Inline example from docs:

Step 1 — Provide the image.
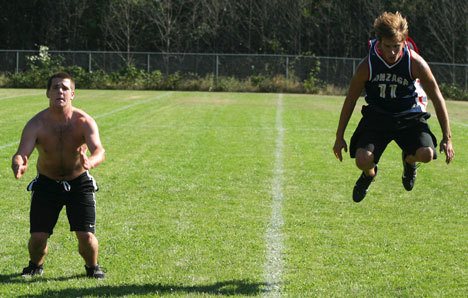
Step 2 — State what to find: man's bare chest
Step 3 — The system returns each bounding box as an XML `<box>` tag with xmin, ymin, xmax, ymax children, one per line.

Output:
<box><xmin>37</xmin><ymin>123</ymin><xmax>84</xmax><ymax>152</ymax></box>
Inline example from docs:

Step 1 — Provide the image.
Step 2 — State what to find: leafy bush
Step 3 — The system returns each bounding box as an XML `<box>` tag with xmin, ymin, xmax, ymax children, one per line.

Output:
<box><xmin>86</xmin><ymin>70</ymin><xmax>113</xmax><ymax>89</ymax></box>
<box><xmin>1</xmin><ymin>51</ymin><xmax>464</xmax><ymax>99</ymax></box>
<box><xmin>1</xmin><ymin>46</ymin><xmax>65</xmax><ymax>88</ymax></box>
<box><xmin>144</xmin><ymin>70</ymin><xmax>165</xmax><ymax>89</ymax></box>
<box><xmin>64</xmin><ymin>65</ymin><xmax>93</xmax><ymax>88</ymax></box>
<box><xmin>257</xmin><ymin>75</ymin><xmax>304</xmax><ymax>93</ymax></box>
<box><xmin>303</xmin><ymin>61</ymin><xmax>323</xmax><ymax>94</ymax></box>
<box><xmin>26</xmin><ymin>46</ymin><xmax>65</xmax><ymax>87</ymax></box>
<box><xmin>0</xmin><ymin>72</ymin><xmax>8</xmax><ymax>86</ymax></box>
<box><xmin>177</xmin><ymin>74</ymin><xmax>215</xmax><ymax>91</ymax></box>
<box><xmin>319</xmin><ymin>84</ymin><xmax>347</xmax><ymax>96</ymax></box>
<box><xmin>27</xmin><ymin>46</ymin><xmax>63</xmax><ymax>72</ymax></box>
<box><xmin>6</xmin><ymin>72</ymin><xmax>31</xmax><ymax>88</ymax></box>
<box><xmin>161</xmin><ymin>72</ymin><xmax>181</xmax><ymax>90</ymax></box>
<box><xmin>249</xmin><ymin>75</ymin><xmax>267</xmax><ymax>87</ymax></box>
<box><xmin>439</xmin><ymin>83</ymin><xmax>468</xmax><ymax>101</ymax></box>
<box><xmin>215</xmin><ymin>76</ymin><xmax>248</xmax><ymax>92</ymax></box>
<box><xmin>111</xmin><ymin>65</ymin><xmax>147</xmax><ymax>89</ymax></box>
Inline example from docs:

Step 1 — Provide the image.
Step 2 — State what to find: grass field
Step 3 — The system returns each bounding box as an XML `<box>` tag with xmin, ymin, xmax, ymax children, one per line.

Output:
<box><xmin>0</xmin><ymin>89</ymin><xmax>466</xmax><ymax>297</ymax></box>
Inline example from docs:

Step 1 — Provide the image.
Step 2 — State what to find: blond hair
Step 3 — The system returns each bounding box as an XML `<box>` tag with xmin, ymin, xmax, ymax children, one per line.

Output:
<box><xmin>373</xmin><ymin>11</ymin><xmax>408</xmax><ymax>42</ymax></box>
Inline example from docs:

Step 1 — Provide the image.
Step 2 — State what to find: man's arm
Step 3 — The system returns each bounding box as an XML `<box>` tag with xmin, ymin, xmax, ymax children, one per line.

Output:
<box><xmin>79</xmin><ymin>116</ymin><xmax>105</xmax><ymax>170</ymax></box>
<box><xmin>12</xmin><ymin>120</ymin><xmax>38</xmax><ymax>179</ymax></box>
<box><xmin>333</xmin><ymin>58</ymin><xmax>368</xmax><ymax>161</ymax></box>
<box><xmin>411</xmin><ymin>51</ymin><xmax>454</xmax><ymax>164</ymax></box>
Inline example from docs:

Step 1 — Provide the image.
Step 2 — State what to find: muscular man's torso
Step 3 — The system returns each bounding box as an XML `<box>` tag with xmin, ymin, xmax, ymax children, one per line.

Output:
<box><xmin>35</xmin><ymin>109</ymin><xmax>88</xmax><ymax>181</ymax></box>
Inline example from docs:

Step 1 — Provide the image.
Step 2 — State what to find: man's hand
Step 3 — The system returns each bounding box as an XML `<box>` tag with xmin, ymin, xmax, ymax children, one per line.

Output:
<box><xmin>333</xmin><ymin>138</ymin><xmax>348</xmax><ymax>162</ymax></box>
<box><xmin>78</xmin><ymin>146</ymin><xmax>93</xmax><ymax>170</ymax></box>
<box><xmin>440</xmin><ymin>138</ymin><xmax>454</xmax><ymax>164</ymax></box>
<box><xmin>12</xmin><ymin>155</ymin><xmax>28</xmax><ymax>179</ymax></box>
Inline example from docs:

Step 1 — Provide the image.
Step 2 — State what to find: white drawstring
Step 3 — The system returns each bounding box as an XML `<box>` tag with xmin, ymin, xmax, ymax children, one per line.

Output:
<box><xmin>60</xmin><ymin>181</ymin><xmax>71</xmax><ymax>192</ymax></box>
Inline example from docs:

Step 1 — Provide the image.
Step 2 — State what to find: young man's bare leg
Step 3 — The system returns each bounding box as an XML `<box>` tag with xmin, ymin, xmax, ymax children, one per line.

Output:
<box><xmin>402</xmin><ymin>147</ymin><xmax>434</xmax><ymax>191</ymax></box>
<box><xmin>28</xmin><ymin>232</ymin><xmax>49</xmax><ymax>265</ymax></box>
<box><xmin>355</xmin><ymin>148</ymin><xmax>377</xmax><ymax>177</ymax></box>
<box><xmin>404</xmin><ymin>147</ymin><xmax>434</xmax><ymax>164</ymax></box>
<box><xmin>21</xmin><ymin>232</ymin><xmax>49</xmax><ymax>277</ymax></box>
<box><xmin>76</xmin><ymin>231</ymin><xmax>104</xmax><ymax>278</ymax></box>
<box><xmin>353</xmin><ymin>148</ymin><xmax>378</xmax><ymax>202</ymax></box>
<box><xmin>76</xmin><ymin>231</ymin><xmax>98</xmax><ymax>266</ymax></box>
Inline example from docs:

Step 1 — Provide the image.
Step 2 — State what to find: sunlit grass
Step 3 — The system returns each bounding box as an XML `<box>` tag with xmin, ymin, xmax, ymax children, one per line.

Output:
<box><xmin>0</xmin><ymin>89</ymin><xmax>466</xmax><ymax>297</ymax></box>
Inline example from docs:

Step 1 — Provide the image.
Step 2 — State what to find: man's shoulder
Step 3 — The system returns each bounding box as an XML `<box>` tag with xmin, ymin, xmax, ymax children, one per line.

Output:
<box><xmin>72</xmin><ymin>107</ymin><xmax>98</xmax><ymax>129</ymax></box>
<box><xmin>353</xmin><ymin>58</ymin><xmax>370</xmax><ymax>80</ymax></box>
<box><xmin>72</xmin><ymin>107</ymin><xmax>94</xmax><ymax>120</ymax></box>
<box><xmin>26</xmin><ymin>109</ymin><xmax>48</xmax><ymax>125</ymax></box>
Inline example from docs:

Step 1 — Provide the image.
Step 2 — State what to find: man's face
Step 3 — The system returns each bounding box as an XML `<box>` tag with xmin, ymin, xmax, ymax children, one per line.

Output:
<box><xmin>378</xmin><ymin>37</ymin><xmax>405</xmax><ymax>64</ymax></box>
<box><xmin>46</xmin><ymin>78</ymin><xmax>75</xmax><ymax>108</ymax></box>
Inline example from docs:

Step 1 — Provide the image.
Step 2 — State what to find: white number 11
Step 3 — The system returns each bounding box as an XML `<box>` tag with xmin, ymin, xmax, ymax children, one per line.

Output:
<box><xmin>378</xmin><ymin>84</ymin><xmax>397</xmax><ymax>98</ymax></box>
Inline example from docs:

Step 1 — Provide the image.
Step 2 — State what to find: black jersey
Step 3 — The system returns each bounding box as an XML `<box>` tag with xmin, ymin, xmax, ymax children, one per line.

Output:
<box><xmin>365</xmin><ymin>39</ymin><xmax>424</xmax><ymax>113</ymax></box>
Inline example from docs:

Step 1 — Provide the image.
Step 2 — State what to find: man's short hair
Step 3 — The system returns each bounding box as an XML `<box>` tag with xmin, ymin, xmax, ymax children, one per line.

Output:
<box><xmin>47</xmin><ymin>72</ymin><xmax>75</xmax><ymax>91</ymax></box>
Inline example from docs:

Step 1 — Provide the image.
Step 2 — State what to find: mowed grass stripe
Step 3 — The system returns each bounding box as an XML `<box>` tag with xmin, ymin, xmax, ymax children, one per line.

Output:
<box><xmin>0</xmin><ymin>141</ymin><xmax>19</xmax><ymax>150</ymax></box>
<box><xmin>94</xmin><ymin>92</ymin><xmax>173</xmax><ymax>119</ymax></box>
<box><xmin>0</xmin><ymin>91</ymin><xmax>174</xmax><ymax>150</ymax></box>
<box><xmin>0</xmin><ymin>89</ymin><xmax>43</xmax><ymax>101</ymax></box>
<box><xmin>86</xmin><ymin>92</ymin><xmax>277</xmax><ymax>292</ymax></box>
<box><xmin>1</xmin><ymin>91</ymin><xmax>277</xmax><ymax>296</ymax></box>
<box><xmin>281</xmin><ymin>96</ymin><xmax>467</xmax><ymax>296</ymax></box>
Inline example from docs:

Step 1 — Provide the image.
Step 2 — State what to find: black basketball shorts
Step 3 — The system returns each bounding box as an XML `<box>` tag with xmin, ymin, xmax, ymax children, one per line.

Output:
<box><xmin>27</xmin><ymin>171</ymin><xmax>99</xmax><ymax>235</ymax></box>
<box><xmin>351</xmin><ymin>122</ymin><xmax>437</xmax><ymax>164</ymax></box>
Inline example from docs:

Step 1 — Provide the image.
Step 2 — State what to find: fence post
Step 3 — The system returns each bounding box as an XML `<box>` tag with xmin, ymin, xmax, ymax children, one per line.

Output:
<box><xmin>147</xmin><ymin>53</ymin><xmax>150</xmax><ymax>72</ymax></box>
<box><xmin>88</xmin><ymin>52</ymin><xmax>92</xmax><ymax>72</ymax></box>
<box><xmin>16</xmin><ymin>51</ymin><xmax>19</xmax><ymax>73</ymax></box>
<box><xmin>216</xmin><ymin>54</ymin><xmax>219</xmax><ymax>84</ymax></box>
<box><xmin>286</xmin><ymin>56</ymin><xmax>289</xmax><ymax>80</ymax></box>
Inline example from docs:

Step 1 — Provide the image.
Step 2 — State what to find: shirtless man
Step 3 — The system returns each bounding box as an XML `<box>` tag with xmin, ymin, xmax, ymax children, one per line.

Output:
<box><xmin>12</xmin><ymin>72</ymin><xmax>106</xmax><ymax>278</ymax></box>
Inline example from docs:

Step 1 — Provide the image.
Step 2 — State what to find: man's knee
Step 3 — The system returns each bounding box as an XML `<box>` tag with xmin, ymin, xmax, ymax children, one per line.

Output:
<box><xmin>415</xmin><ymin>147</ymin><xmax>434</xmax><ymax>163</ymax></box>
<box><xmin>30</xmin><ymin>232</ymin><xmax>48</xmax><ymax>243</ymax></box>
<box><xmin>76</xmin><ymin>231</ymin><xmax>95</xmax><ymax>242</ymax></box>
<box><xmin>76</xmin><ymin>231</ymin><xmax>98</xmax><ymax>248</ymax></box>
<box><xmin>355</xmin><ymin>149</ymin><xmax>375</xmax><ymax>170</ymax></box>
<box><xmin>76</xmin><ymin>232</ymin><xmax>98</xmax><ymax>258</ymax></box>
<box><xmin>29</xmin><ymin>232</ymin><xmax>49</xmax><ymax>249</ymax></box>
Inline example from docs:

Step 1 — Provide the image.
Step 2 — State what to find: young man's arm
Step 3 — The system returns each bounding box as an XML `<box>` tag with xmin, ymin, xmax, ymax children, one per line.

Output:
<box><xmin>411</xmin><ymin>51</ymin><xmax>454</xmax><ymax>164</ymax></box>
<box><xmin>79</xmin><ymin>115</ymin><xmax>105</xmax><ymax>170</ymax></box>
<box><xmin>333</xmin><ymin>58</ymin><xmax>368</xmax><ymax>161</ymax></box>
<box><xmin>12</xmin><ymin>120</ymin><xmax>38</xmax><ymax>179</ymax></box>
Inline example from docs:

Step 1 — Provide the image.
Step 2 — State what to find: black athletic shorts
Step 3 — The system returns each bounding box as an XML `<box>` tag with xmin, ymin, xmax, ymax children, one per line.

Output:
<box><xmin>27</xmin><ymin>171</ymin><xmax>99</xmax><ymax>235</ymax></box>
<box><xmin>350</xmin><ymin>105</ymin><xmax>437</xmax><ymax>164</ymax></box>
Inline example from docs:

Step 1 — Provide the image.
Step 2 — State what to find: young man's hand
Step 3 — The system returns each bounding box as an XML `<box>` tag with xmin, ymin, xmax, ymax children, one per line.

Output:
<box><xmin>78</xmin><ymin>146</ymin><xmax>93</xmax><ymax>170</ymax></box>
<box><xmin>440</xmin><ymin>138</ymin><xmax>454</xmax><ymax>164</ymax></box>
<box><xmin>12</xmin><ymin>155</ymin><xmax>28</xmax><ymax>179</ymax></box>
<box><xmin>333</xmin><ymin>138</ymin><xmax>348</xmax><ymax>162</ymax></box>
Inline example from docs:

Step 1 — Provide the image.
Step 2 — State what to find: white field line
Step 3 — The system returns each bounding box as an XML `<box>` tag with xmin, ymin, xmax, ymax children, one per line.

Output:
<box><xmin>0</xmin><ymin>92</ymin><xmax>43</xmax><ymax>101</ymax></box>
<box><xmin>0</xmin><ymin>92</ymin><xmax>172</xmax><ymax>151</ymax></box>
<box><xmin>0</xmin><ymin>141</ymin><xmax>19</xmax><ymax>150</ymax></box>
<box><xmin>94</xmin><ymin>92</ymin><xmax>172</xmax><ymax>119</ymax></box>
<box><xmin>452</xmin><ymin>120</ymin><xmax>468</xmax><ymax>127</ymax></box>
<box><xmin>263</xmin><ymin>93</ymin><xmax>285</xmax><ymax>297</ymax></box>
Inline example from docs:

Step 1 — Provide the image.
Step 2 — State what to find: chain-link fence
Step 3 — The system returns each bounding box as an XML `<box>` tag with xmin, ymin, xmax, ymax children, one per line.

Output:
<box><xmin>0</xmin><ymin>50</ymin><xmax>466</xmax><ymax>90</ymax></box>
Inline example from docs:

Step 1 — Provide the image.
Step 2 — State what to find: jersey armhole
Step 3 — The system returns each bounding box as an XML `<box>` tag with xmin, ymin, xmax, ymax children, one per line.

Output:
<box><xmin>408</xmin><ymin>47</ymin><xmax>416</xmax><ymax>81</ymax></box>
<box><xmin>367</xmin><ymin>55</ymin><xmax>372</xmax><ymax>81</ymax></box>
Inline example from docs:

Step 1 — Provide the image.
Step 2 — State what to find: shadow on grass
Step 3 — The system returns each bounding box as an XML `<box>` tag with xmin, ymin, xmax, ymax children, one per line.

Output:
<box><xmin>0</xmin><ymin>273</ymin><xmax>85</xmax><ymax>284</ymax></box>
<box><xmin>16</xmin><ymin>279</ymin><xmax>267</xmax><ymax>297</ymax></box>
<box><xmin>0</xmin><ymin>273</ymin><xmax>22</xmax><ymax>283</ymax></box>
